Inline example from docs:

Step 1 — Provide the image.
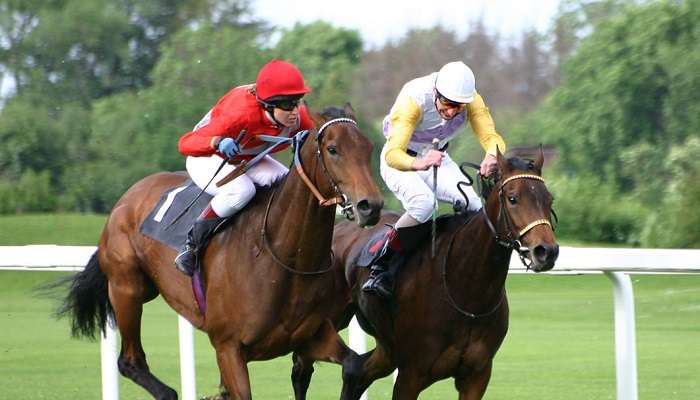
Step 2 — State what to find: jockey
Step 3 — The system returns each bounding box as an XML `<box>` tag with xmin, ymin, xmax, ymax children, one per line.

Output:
<box><xmin>362</xmin><ymin>61</ymin><xmax>507</xmax><ymax>299</ymax></box>
<box><xmin>174</xmin><ymin>59</ymin><xmax>313</xmax><ymax>276</ymax></box>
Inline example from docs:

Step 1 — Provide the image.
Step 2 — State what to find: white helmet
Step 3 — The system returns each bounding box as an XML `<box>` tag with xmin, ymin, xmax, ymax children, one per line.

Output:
<box><xmin>435</xmin><ymin>61</ymin><xmax>476</xmax><ymax>104</ymax></box>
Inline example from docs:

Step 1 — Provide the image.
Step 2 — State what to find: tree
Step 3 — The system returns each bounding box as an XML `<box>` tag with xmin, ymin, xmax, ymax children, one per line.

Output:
<box><xmin>272</xmin><ymin>21</ymin><xmax>363</xmax><ymax>110</ymax></box>
<box><xmin>0</xmin><ymin>0</ymin><xmax>261</xmax><ymax>104</ymax></box>
<box><xmin>511</xmin><ymin>0</ymin><xmax>700</xmax><ymax>245</ymax></box>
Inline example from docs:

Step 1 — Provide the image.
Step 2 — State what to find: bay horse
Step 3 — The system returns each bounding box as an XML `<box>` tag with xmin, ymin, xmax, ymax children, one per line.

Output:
<box><xmin>59</xmin><ymin>104</ymin><xmax>383</xmax><ymax>399</ymax></box>
<box><xmin>292</xmin><ymin>149</ymin><xmax>559</xmax><ymax>399</ymax></box>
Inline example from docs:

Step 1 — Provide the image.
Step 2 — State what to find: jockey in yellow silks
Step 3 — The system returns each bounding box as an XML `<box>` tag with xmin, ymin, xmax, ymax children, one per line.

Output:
<box><xmin>363</xmin><ymin>61</ymin><xmax>507</xmax><ymax>299</ymax></box>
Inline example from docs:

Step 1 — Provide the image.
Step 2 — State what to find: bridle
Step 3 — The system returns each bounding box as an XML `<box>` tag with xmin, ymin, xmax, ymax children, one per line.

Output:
<box><xmin>441</xmin><ymin>171</ymin><xmax>554</xmax><ymax>319</ymax></box>
<box><xmin>482</xmin><ymin>174</ymin><xmax>552</xmax><ymax>268</ymax></box>
<box><xmin>257</xmin><ymin>117</ymin><xmax>358</xmax><ymax>275</ymax></box>
<box><xmin>291</xmin><ymin>117</ymin><xmax>357</xmax><ymax>220</ymax></box>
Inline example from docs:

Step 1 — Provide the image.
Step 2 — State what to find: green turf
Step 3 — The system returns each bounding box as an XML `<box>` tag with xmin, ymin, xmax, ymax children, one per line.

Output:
<box><xmin>1</xmin><ymin>214</ymin><xmax>698</xmax><ymax>398</ymax></box>
<box><xmin>1</xmin><ymin>271</ymin><xmax>698</xmax><ymax>399</ymax></box>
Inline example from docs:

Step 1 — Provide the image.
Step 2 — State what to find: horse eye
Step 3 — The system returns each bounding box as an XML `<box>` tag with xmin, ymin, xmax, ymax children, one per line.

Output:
<box><xmin>508</xmin><ymin>195</ymin><xmax>517</xmax><ymax>204</ymax></box>
<box><xmin>326</xmin><ymin>145</ymin><xmax>338</xmax><ymax>155</ymax></box>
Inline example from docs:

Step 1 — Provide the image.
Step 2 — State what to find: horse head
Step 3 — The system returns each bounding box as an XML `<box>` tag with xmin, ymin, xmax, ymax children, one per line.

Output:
<box><xmin>301</xmin><ymin>103</ymin><xmax>383</xmax><ymax>227</ymax></box>
<box><xmin>486</xmin><ymin>147</ymin><xmax>559</xmax><ymax>272</ymax></box>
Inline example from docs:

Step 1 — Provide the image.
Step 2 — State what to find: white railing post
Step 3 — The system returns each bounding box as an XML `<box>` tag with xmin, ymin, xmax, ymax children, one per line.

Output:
<box><xmin>348</xmin><ymin>316</ymin><xmax>368</xmax><ymax>400</ymax></box>
<box><xmin>100</xmin><ymin>319</ymin><xmax>119</xmax><ymax>400</ymax></box>
<box><xmin>605</xmin><ymin>271</ymin><xmax>638</xmax><ymax>400</ymax></box>
<box><xmin>178</xmin><ymin>315</ymin><xmax>197</xmax><ymax>400</ymax></box>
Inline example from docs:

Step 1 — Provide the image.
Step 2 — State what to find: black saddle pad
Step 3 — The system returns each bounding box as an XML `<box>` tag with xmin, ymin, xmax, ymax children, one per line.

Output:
<box><xmin>139</xmin><ymin>180</ymin><xmax>214</xmax><ymax>251</ymax></box>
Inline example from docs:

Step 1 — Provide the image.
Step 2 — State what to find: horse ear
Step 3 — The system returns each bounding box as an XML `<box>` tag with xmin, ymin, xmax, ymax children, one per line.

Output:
<box><xmin>496</xmin><ymin>146</ymin><xmax>508</xmax><ymax>175</ymax></box>
<box><xmin>533</xmin><ymin>144</ymin><xmax>545</xmax><ymax>174</ymax></box>
<box><xmin>308</xmin><ymin>109</ymin><xmax>326</xmax><ymax>127</ymax></box>
<box><xmin>343</xmin><ymin>102</ymin><xmax>356</xmax><ymax>119</ymax></box>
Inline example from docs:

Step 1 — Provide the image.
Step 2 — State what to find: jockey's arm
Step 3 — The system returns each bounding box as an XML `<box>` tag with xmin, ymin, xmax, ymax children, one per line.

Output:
<box><xmin>467</xmin><ymin>92</ymin><xmax>506</xmax><ymax>157</ymax></box>
<box><xmin>385</xmin><ymin>96</ymin><xmax>429</xmax><ymax>171</ymax></box>
<box><xmin>178</xmin><ymin>113</ymin><xmax>244</xmax><ymax>157</ymax></box>
<box><xmin>467</xmin><ymin>92</ymin><xmax>506</xmax><ymax>175</ymax></box>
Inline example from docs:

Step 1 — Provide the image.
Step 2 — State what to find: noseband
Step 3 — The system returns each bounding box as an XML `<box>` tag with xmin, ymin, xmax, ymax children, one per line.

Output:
<box><xmin>292</xmin><ymin>117</ymin><xmax>356</xmax><ymax>220</ymax></box>
<box><xmin>482</xmin><ymin>173</ymin><xmax>553</xmax><ymax>267</ymax></box>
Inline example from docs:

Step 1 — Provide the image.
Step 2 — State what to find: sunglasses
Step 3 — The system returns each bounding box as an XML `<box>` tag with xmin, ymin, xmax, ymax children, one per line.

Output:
<box><xmin>273</xmin><ymin>99</ymin><xmax>301</xmax><ymax>111</ymax></box>
<box><xmin>436</xmin><ymin>92</ymin><xmax>464</xmax><ymax>108</ymax></box>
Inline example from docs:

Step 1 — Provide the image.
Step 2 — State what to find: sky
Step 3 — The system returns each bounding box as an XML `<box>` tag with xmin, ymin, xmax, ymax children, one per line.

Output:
<box><xmin>252</xmin><ymin>0</ymin><xmax>562</xmax><ymax>48</ymax></box>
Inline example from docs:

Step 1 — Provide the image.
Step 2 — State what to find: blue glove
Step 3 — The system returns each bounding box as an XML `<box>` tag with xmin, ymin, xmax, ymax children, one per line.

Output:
<box><xmin>217</xmin><ymin>137</ymin><xmax>240</xmax><ymax>158</ymax></box>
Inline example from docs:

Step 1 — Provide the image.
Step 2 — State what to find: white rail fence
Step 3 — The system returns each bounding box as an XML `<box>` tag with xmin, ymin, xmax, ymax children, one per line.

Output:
<box><xmin>2</xmin><ymin>245</ymin><xmax>699</xmax><ymax>400</ymax></box>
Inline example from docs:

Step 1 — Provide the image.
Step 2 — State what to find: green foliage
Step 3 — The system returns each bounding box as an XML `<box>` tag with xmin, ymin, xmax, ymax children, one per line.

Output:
<box><xmin>1</xmin><ymin>0</ymin><xmax>699</xmax><ymax>248</ymax></box>
<box><xmin>0</xmin><ymin>170</ymin><xmax>55</xmax><ymax>213</ymax></box>
<box><xmin>510</xmin><ymin>0</ymin><xmax>700</xmax><ymax>247</ymax></box>
<box><xmin>547</xmin><ymin>173</ymin><xmax>646</xmax><ymax>244</ymax></box>
<box><xmin>640</xmin><ymin>136</ymin><xmax>700</xmax><ymax>247</ymax></box>
<box><xmin>273</xmin><ymin>21</ymin><xmax>363</xmax><ymax>109</ymax></box>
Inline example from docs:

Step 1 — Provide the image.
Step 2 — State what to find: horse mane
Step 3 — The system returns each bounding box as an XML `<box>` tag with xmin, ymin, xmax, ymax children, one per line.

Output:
<box><xmin>487</xmin><ymin>156</ymin><xmax>537</xmax><ymax>191</ymax></box>
<box><xmin>503</xmin><ymin>156</ymin><xmax>536</xmax><ymax>173</ymax></box>
<box><xmin>320</xmin><ymin>106</ymin><xmax>350</xmax><ymax>119</ymax></box>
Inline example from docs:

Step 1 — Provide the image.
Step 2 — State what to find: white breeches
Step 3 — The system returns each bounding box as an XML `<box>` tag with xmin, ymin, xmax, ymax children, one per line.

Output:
<box><xmin>185</xmin><ymin>154</ymin><xmax>288</xmax><ymax>217</ymax></box>
<box><xmin>380</xmin><ymin>145</ymin><xmax>481</xmax><ymax>223</ymax></box>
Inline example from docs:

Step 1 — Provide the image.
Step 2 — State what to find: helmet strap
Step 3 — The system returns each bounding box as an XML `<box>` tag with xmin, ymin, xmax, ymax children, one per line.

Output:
<box><xmin>257</xmin><ymin>96</ymin><xmax>284</xmax><ymax>127</ymax></box>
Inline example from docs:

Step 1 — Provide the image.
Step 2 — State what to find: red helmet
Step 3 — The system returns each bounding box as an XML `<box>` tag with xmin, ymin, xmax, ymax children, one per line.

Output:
<box><xmin>255</xmin><ymin>59</ymin><xmax>312</xmax><ymax>101</ymax></box>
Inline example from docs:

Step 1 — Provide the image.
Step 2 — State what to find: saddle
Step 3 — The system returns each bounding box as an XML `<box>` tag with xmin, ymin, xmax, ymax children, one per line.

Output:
<box><xmin>356</xmin><ymin>214</ymin><xmax>456</xmax><ymax>268</ymax></box>
<box><xmin>140</xmin><ymin>179</ymin><xmax>228</xmax><ymax>251</ymax></box>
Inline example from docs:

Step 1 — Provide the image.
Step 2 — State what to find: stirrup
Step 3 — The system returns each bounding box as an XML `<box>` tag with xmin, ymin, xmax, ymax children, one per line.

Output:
<box><xmin>174</xmin><ymin>245</ymin><xmax>196</xmax><ymax>276</ymax></box>
<box><xmin>362</xmin><ymin>270</ymin><xmax>393</xmax><ymax>299</ymax></box>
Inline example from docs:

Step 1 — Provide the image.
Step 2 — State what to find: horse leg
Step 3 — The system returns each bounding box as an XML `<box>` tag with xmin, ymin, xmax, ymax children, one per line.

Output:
<box><xmin>392</xmin><ymin>368</ymin><xmax>426</xmax><ymax>400</ymax></box>
<box><xmin>291</xmin><ymin>351</ymin><xmax>314</xmax><ymax>400</ymax></box>
<box><xmin>213</xmin><ymin>340</ymin><xmax>252</xmax><ymax>400</ymax></box>
<box><xmin>291</xmin><ymin>320</ymin><xmax>352</xmax><ymax>400</ymax></box>
<box><xmin>340</xmin><ymin>343</ymin><xmax>395</xmax><ymax>400</ymax></box>
<box><xmin>109</xmin><ymin>274</ymin><xmax>177</xmax><ymax>400</ymax></box>
<box><xmin>454</xmin><ymin>363</ymin><xmax>492</xmax><ymax>400</ymax></box>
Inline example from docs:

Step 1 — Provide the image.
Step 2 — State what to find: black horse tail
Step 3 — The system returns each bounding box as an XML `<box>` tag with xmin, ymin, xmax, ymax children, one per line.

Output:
<box><xmin>56</xmin><ymin>250</ymin><xmax>114</xmax><ymax>340</ymax></box>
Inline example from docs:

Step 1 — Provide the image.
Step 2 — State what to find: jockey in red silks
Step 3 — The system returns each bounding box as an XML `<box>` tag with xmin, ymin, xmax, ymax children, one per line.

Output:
<box><xmin>174</xmin><ymin>59</ymin><xmax>313</xmax><ymax>276</ymax></box>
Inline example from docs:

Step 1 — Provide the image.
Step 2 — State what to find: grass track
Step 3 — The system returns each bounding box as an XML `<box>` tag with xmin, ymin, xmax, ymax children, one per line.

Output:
<box><xmin>1</xmin><ymin>214</ymin><xmax>698</xmax><ymax>398</ymax></box>
<box><xmin>2</xmin><ymin>271</ymin><xmax>698</xmax><ymax>399</ymax></box>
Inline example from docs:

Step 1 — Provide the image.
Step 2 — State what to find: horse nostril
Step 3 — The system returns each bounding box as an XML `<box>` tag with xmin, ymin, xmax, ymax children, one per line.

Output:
<box><xmin>533</xmin><ymin>245</ymin><xmax>546</xmax><ymax>261</ymax></box>
<box><xmin>533</xmin><ymin>244</ymin><xmax>559</xmax><ymax>264</ymax></box>
<box><xmin>356</xmin><ymin>199</ymin><xmax>371</xmax><ymax>215</ymax></box>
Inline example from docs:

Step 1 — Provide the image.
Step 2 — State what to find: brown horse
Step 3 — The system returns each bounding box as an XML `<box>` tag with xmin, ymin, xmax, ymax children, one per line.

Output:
<box><xmin>292</xmin><ymin>149</ymin><xmax>558</xmax><ymax>400</ymax></box>
<box><xmin>59</xmin><ymin>104</ymin><xmax>383</xmax><ymax>400</ymax></box>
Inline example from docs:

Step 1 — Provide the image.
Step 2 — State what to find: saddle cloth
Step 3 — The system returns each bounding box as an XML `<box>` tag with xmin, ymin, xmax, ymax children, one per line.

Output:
<box><xmin>139</xmin><ymin>180</ymin><xmax>213</xmax><ymax>251</ymax></box>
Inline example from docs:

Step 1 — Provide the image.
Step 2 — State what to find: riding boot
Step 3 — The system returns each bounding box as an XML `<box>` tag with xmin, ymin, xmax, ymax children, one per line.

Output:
<box><xmin>174</xmin><ymin>204</ymin><xmax>225</xmax><ymax>276</ymax></box>
<box><xmin>362</xmin><ymin>228</ymin><xmax>400</xmax><ymax>298</ymax></box>
<box><xmin>362</xmin><ymin>223</ymin><xmax>430</xmax><ymax>299</ymax></box>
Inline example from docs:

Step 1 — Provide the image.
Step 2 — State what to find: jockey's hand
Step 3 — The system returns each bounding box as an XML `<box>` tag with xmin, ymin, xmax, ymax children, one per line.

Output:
<box><xmin>480</xmin><ymin>153</ymin><xmax>497</xmax><ymax>177</ymax></box>
<box><xmin>218</xmin><ymin>137</ymin><xmax>241</xmax><ymax>158</ymax></box>
<box><xmin>412</xmin><ymin>149</ymin><xmax>444</xmax><ymax>171</ymax></box>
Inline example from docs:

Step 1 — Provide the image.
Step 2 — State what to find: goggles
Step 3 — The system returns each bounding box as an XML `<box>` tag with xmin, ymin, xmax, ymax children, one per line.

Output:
<box><xmin>436</xmin><ymin>91</ymin><xmax>465</xmax><ymax>108</ymax></box>
<box><xmin>272</xmin><ymin>98</ymin><xmax>301</xmax><ymax>111</ymax></box>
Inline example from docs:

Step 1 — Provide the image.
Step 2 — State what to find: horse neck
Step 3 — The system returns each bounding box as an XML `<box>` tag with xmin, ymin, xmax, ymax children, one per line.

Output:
<box><xmin>264</xmin><ymin>139</ymin><xmax>337</xmax><ymax>269</ymax></box>
<box><xmin>446</xmin><ymin>197</ymin><xmax>512</xmax><ymax>301</ymax></box>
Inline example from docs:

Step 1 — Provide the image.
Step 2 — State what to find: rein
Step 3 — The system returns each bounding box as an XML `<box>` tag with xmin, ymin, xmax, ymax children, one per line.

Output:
<box><xmin>257</xmin><ymin>189</ymin><xmax>335</xmax><ymax>275</ymax></box>
<box><xmin>440</xmin><ymin>222</ymin><xmax>506</xmax><ymax>319</ymax></box>
<box><xmin>254</xmin><ymin>117</ymin><xmax>357</xmax><ymax>275</ymax></box>
<box><xmin>440</xmin><ymin>172</ymin><xmax>552</xmax><ymax>319</ymax></box>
